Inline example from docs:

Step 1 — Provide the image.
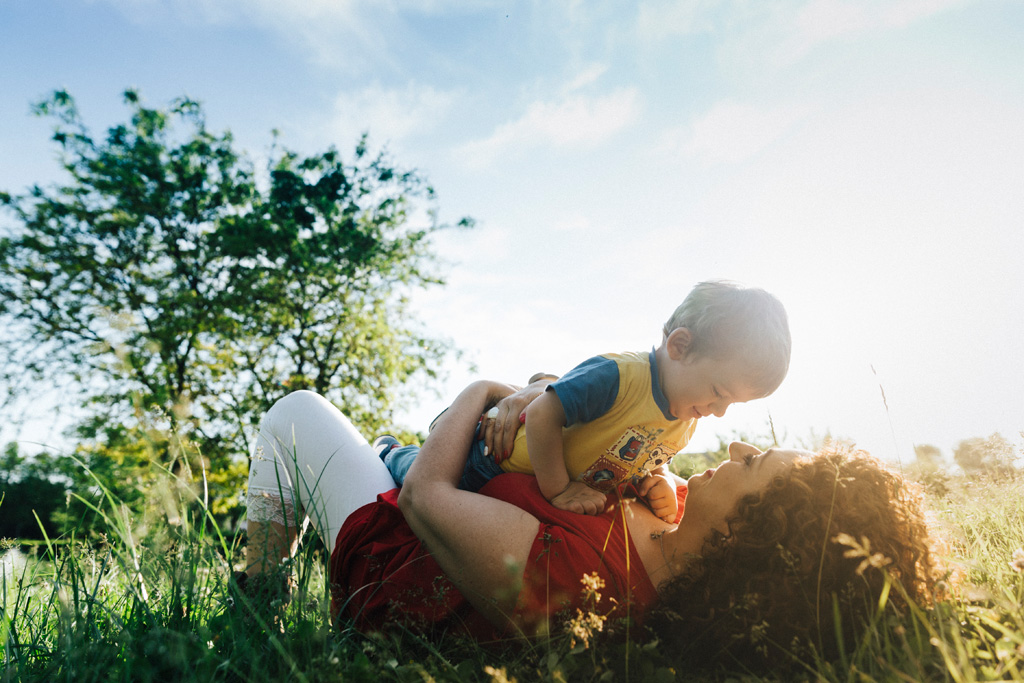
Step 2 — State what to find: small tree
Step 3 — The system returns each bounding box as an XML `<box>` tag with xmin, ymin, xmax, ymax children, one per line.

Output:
<box><xmin>907</xmin><ymin>443</ymin><xmax>948</xmax><ymax>496</ymax></box>
<box><xmin>1</xmin><ymin>90</ymin><xmax>471</xmax><ymax>508</ymax></box>
<box><xmin>914</xmin><ymin>444</ymin><xmax>943</xmax><ymax>467</ymax></box>
<box><xmin>953</xmin><ymin>433</ymin><xmax>1017</xmax><ymax>475</ymax></box>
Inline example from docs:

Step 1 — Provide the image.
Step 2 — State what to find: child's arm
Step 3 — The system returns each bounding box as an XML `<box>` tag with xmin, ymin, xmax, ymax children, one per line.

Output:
<box><xmin>526</xmin><ymin>390</ymin><xmax>609</xmax><ymax>516</ymax></box>
<box><xmin>636</xmin><ymin>465</ymin><xmax>678</xmax><ymax>523</ymax></box>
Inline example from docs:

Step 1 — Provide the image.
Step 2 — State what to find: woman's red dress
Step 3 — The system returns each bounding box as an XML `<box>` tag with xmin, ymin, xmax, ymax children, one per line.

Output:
<box><xmin>329</xmin><ymin>472</ymin><xmax>686</xmax><ymax>641</ymax></box>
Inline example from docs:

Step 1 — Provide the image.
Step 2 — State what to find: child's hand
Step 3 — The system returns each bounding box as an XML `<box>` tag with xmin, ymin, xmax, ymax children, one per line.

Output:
<box><xmin>548</xmin><ymin>481</ymin><xmax>609</xmax><ymax>516</ymax></box>
<box><xmin>637</xmin><ymin>473</ymin><xmax>678</xmax><ymax>523</ymax></box>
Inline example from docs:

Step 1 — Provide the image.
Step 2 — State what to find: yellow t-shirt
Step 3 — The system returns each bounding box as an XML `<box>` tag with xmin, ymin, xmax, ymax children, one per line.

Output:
<box><xmin>500</xmin><ymin>351</ymin><xmax>697</xmax><ymax>492</ymax></box>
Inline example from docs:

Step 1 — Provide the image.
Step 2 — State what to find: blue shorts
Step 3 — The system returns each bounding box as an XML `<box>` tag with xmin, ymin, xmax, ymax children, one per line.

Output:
<box><xmin>383</xmin><ymin>423</ymin><xmax>505</xmax><ymax>492</ymax></box>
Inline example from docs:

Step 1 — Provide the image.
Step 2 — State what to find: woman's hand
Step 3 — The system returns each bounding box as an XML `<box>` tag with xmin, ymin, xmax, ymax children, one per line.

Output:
<box><xmin>480</xmin><ymin>374</ymin><xmax>557</xmax><ymax>463</ymax></box>
<box><xmin>548</xmin><ymin>481</ymin><xmax>609</xmax><ymax>516</ymax></box>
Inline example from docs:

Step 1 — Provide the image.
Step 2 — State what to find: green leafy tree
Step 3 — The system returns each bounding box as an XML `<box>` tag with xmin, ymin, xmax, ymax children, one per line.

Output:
<box><xmin>0</xmin><ymin>90</ymin><xmax>471</xmax><ymax>510</ymax></box>
<box><xmin>0</xmin><ymin>442</ymin><xmax>70</xmax><ymax>539</ymax></box>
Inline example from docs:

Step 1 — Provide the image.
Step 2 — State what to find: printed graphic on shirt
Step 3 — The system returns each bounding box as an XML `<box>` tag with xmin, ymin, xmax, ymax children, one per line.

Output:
<box><xmin>580</xmin><ymin>456</ymin><xmax>628</xmax><ymax>492</ymax></box>
<box><xmin>580</xmin><ymin>426</ymin><xmax>682</xmax><ymax>492</ymax></box>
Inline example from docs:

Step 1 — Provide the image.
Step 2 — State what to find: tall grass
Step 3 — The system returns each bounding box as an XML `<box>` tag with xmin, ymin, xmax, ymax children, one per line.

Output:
<box><xmin>2</xmin><ymin>461</ymin><xmax>1023</xmax><ymax>681</ymax></box>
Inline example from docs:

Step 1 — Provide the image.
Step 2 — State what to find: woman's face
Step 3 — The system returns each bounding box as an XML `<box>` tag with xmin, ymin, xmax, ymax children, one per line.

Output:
<box><xmin>683</xmin><ymin>442</ymin><xmax>810</xmax><ymax>533</ymax></box>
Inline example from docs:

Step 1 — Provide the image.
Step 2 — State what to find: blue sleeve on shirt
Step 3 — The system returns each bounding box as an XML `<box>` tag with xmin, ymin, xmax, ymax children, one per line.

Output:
<box><xmin>549</xmin><ymin>355</ymin><xmax>620</xmax><ymax>426</ymax></box>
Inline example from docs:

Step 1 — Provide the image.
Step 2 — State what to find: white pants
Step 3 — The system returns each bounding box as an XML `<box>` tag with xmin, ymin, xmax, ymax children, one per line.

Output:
<box><xmin>245</xmin><ymin>390</ymin><xmax>398</xmax><ymax>552</ymax></box>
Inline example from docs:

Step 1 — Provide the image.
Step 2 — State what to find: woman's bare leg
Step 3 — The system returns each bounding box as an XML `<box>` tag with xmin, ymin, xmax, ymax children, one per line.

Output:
<box><xmin>243</xmin><ymin>520</ymin><xmax>296</xmax><ymax>577</ymax></box>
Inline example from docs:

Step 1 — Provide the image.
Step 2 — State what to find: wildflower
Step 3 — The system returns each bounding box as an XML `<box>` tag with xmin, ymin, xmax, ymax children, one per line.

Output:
<box><xmin>579</xmin><ymin>571</ymin><xmax>604</xmax><ymax>603</ymax></box>
<box><xmin>484</xmin><ymin>666</ymin><xmax>515</xmax><ymax>683</ymax></box>
<box><xmin>567</xmin><ymin>608</ymin><xmax>606</xmax><ymax>649</ymax></box>
<box><xmin>834</xmin><ymin>533</ymin><xmax>892</xmax><ymax>576</ymax></box>
<box><xmin>1010</xmin><ymin>547</ymin><xmax>1024</xmax><ymax>573</ymax></box>
<box><xmin>566</xmin><ymin>572</ymin><xmax>608</xmax><ymax>649</ymax></box>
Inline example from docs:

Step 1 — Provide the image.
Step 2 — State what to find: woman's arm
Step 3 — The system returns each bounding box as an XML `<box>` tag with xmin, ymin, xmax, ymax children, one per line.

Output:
<box><xmin>398</xmin><ymin>380</ymin><xmax>542</xmax><ymax>629</ymax></box>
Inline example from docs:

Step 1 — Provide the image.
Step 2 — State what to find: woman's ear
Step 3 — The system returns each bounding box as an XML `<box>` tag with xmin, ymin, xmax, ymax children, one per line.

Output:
<box><xmin>666</xmin><ymin>327</ymin><xmax>693</xmax><ymax>360</ymax></box>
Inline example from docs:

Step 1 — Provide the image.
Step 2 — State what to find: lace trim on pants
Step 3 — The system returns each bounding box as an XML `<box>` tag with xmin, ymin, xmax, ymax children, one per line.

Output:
<box><xmin>245</xmin><ymin>486</ymin><xmax>300</xmax><ymax>525</ymax></box>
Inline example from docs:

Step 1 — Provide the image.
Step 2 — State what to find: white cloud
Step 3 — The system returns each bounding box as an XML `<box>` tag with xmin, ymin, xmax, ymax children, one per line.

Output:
<box><xmin>787</xmin><ymin>0</ymin><xmax>968</xmax><ymax>59</ymax></box>
<box><xmin>635</xmin><ymin>0</ymin><xmax>723</xmax><ymax>42</ymax></box>
<box><xmin>793</xmin><ymin>0</ymin><xmax>872</xmax><ymax>44</ymax></box>
<box><xmin>879</xmin><ymin>0</ymin><xmax>966</xmax><ymax>27</ymax></box>
<box><xmin>455</xmin><ymin>88</ymin><xmax>641</xmax><ymax>168</ymax></box>
<box><xmin>550</xmin><ymin>214</ymin><xmax>595</xmax><ymax>235</ymax></box>
<box><xmin>563</xmin><ymin>64</ymin><xmax>609</xmax><ymax>94</ymax></box>
<box><xmin>102</xmin><ymin>0</ymin><xmax>365</xmax><ymax>27</ymax></box>
<box><xmin>327</xmin><ymin>83</ymin><xmax>456</xmax><ymax>147</ymax></box>
<box><xmin>636</xmin><ymin>0</ymin><xmax>971</xmax><ymax>69</ymax></box>
<box><xmin>673</xmin><ymin>100</ymin><xmax>809</xmax><ymax>165</ymax></box>
<box><xmin>98</xmin><ymin>0</ymin><xmax>438</xmax><ymax>70</ymax></box>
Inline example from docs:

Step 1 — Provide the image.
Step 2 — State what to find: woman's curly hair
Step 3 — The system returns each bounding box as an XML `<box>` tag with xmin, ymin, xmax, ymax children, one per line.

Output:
<box><xmin>647</xmin><ymin>444</ymin><xmax>943</xmax><ymax>670</ymax></box>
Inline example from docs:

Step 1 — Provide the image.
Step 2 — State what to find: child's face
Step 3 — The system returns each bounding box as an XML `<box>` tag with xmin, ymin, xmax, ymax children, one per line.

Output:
<box><xmin>660</xmin><ymin>330</ymin><xmax>763</xmax><ymax>421</ymax></box>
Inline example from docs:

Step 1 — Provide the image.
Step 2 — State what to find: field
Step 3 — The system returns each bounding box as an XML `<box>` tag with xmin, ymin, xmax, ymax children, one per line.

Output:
<box><xmin>2</xmin><ymin>467</ymin><xmax>1023</xmax><ymax>682</ymax></box>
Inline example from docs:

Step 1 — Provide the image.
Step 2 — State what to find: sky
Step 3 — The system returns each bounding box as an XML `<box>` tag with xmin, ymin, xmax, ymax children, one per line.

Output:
<box><xmin>2</xmin><ymin>0</ymin><xmax>1022</xmax><ymax>466</ymax></box>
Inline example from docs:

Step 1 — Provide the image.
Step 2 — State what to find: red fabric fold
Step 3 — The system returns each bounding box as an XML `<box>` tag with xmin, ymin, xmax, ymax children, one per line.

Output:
<box><xmin>330</xmin><ymin>473</ymin><xmax>686</xmax><ymax>639</ymax></box>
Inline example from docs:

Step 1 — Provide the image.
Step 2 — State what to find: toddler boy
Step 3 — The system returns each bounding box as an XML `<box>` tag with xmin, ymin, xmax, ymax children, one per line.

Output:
<box><xmin>382</xmin><ymin>281</ymin><xmax>790</xmax><ymax>522</ymax></box>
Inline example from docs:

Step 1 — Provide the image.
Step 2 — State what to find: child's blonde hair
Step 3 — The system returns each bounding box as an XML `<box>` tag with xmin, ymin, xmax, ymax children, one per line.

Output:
<box><xmin>663</xmin><ymin>280</ymin><xmax>790</xmax><ymax>396</ymax></box>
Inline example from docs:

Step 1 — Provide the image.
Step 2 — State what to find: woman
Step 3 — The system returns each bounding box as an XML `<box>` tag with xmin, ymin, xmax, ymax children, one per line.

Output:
<box><xmin>242</xmin><ymin>380</ymin><xmax>940</xmax><ymax>667</ymax></box>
